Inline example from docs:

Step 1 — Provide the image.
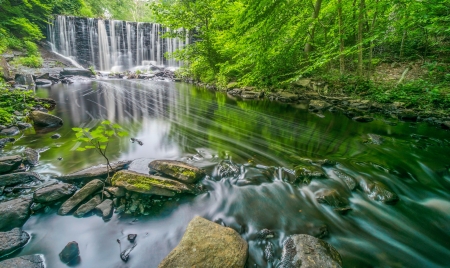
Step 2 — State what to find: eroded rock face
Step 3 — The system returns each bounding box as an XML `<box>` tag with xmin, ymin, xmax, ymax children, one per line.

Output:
<box><xmin>0</xmin><ymin>228</ymin><xmax>30</xmax><ymax>257</ymax></box>
<box><xmin>73</xmin><ymin>195</ymin><xmax>102</xmax><ymax>217</ymax></box>
<box><xmin>33</xmin><ymin>183</ymin><xmax>77</xmax><ymax>203</ymax></box>
<box><xmin>111</xmin><ymin>170</ymin><xmax>195</xmax><ymax>196</ymax></box>
<box><xmin>158</xmin><ymin>216</ymin><xmax>248</xmax><ymax>268</ymax></box>
<box><xmin>280</xmin><ymin>234</ymin><xmax>342</xmax><ymax>268</ymax></box>
<box><xmin>29</xmin><ymin>111</ymin><xmax>63</xmax><ymax>127</ymax></box>
<box><xmin>0</xmin><ymin>155</ymin><xmax>22</xmax><ymax>174</ymax></box>
<box><xmin>58</xmin><ymin>179</ymin><xmax>104</xmax><ymax>215</ymax></box>
<box><xmin>148</xmin><ymin>160</ymin><xmax>206</xmax><ymax>184</ymax></box>
<box><xmin>0</xmin><ymin>254</ymin><xmax>45</xmax><ymax>268</ymax></box>
<box><xmin>0</xmin><ymin>172</ymin><xmax>41</xmax><ymax>187</ymax></box>
<box><xmin>0</xmin><ymin>197</ymin><xmax>33</xmax><ymax>231</ymax></box>
<box><xmin>57</xmin><ymin>161</ymin><xmax>131</xmax><ymax>182</ymax></box>
<box><xmin>359</xmin><ymin>178</ymin><xmax>399</xmax><ymax>204</ymax></box>
<box><xmin>95</xmin><ymin>199</ymin><xmax>113</xmax><ymax>219</ymax></box>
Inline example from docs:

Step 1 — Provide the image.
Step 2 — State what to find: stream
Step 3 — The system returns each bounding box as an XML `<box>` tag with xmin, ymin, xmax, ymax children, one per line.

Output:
<box><xmin>2</xmin><ymin>79</ymin><xmax>450</xmax><ymax>267</ymax></box>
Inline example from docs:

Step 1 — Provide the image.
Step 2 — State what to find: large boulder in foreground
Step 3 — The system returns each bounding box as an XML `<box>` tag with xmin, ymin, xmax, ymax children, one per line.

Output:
<box><xmin>149</xmin><ymin>160</ymin><xmax>206</xmax><ymax>184</ymax></box>
<box><xmin>33</xmin><ymin>183</ymin><xmax>77</xmax><ymax>203</ymax></box>
<box><xmin>58</xmin><ymin>179</ymin><xmax>104</xmax><ymax>215</ymax></box>
<box><xmin>0</xmin><ymin>197</ymin><xmax>33</xmax><ymax>231</ymax></box>
<box><xmin>29</xmin><ymin>111</ymin><xmax>63</xmax><ymax>127</ymax></box>
<box><xmin>57</xmin><ymin>161</ymin><xmax>131</xmax><ymax>182</ymax></box>
<box><xmin>0</xmin><ymin>228</ymin><xmax>30</xmax><ymax>257</ymax></box>
<box><xmin>0</xmin><ymin>155</ymin><xmax>22</xmax><ymax>174</ymax></box>
<box><xmin>280</xmin><ymin>234</ymin><xmax>342</xmax><ymax>268</ymax></box>
<box><xmin>0</xmin><ymin>172</ymin><xmax>41</xmax><ymax>187</ymax></box>
<box><xmin>0</xmin><ymin>254</ymin><xmax>45</xmax><ymax>268</ymax></box>
<box><xmin>159</xmin><ymin>216</ymin><xmax>248</xmax><ymax>268</ymax></box>
<box><xmin>111</xmin><ymin>170</ymin><xmax>195</xmax><ymax>196</ymax></box>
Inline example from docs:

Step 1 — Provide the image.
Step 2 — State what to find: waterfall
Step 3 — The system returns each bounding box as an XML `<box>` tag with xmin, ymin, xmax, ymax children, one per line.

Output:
<box><xmin>48</xmin><ymin>15</ymin><xmax>189</xmax><ymax>71</ymax></box>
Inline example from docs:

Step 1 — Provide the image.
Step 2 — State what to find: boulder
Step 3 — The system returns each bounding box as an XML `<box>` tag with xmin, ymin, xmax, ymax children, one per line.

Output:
<box><xmin>111</xmin><ymin>170</ymin><xmax>195</xmax><ymax>196</ymax></box>
<box><xmin>60</xmin><ymin>68</ymin><xmax>92</xmax><ymax>77</ymax></box>
<box><xmin>0</xmin><ymin>126</ymin><xmax>19</xmax><ymax>136</ymax></box>
<box><xmin>280</xmin><ymin>234</ymin><xmax>342</xmax><ymax>268</ymax></box>
<box><xmin>148</xmin><ymin>160</ymin><xmax>206</xmax><ymax>184</ymax></box>
<box><xmin>359</xmin><ymin>177</ymin><xmax>399</xmax><ymax>204</ymax></box>
<box><xmin>332</xmin><ymin>170</ymin><xmax>356</xmax><ymax>191</ymax></box>
<box><xmin>0</xmin><ymin>254</ymin><xmax>45</xmax><ymax>268</ymax></box>
<box><xmin>59</xmin><ymin>241</ymin><xmax>80</xmax><ymax>264</ymax></box>
<box><xmin>241</xmin><ymin>91</ymin><xmax>262</xmax><ymax>99</ymax></box>
<box><xmin>58</xmin><ymin>179</ymin><xmax>104</xmax><ymax>215</ymax></box>
<box><xmin>294</xmin><ymin>164</ymin><xmax>327</xmax><ymax>184</ymax></box>
<box><xmin>73</xmin><ymin>195</ymin><xmax>102</xmax><ymax>217</ymax></box>
<box><xmin>352</xmin><ymin>116</ymin><xmax>374</xmax><ymax>123</ymax></box>
<box><xmin>57</xmin><ymin>161</ymin><xmax>131</xmax><ymax>182</ymax></box>
<box><xmin>24</xmin><ymin>147</ymin><xmax>39</xmax><ymax>166</ymax></box>
<box><xmin>33</xmin><ymin>183</ymin><xmax>77</xmax><ymax>203</ymax></box>
<box><xmin>309</xmin><ymin>100</ymin><xmax>332</xmax><ymax>111</ymax></box>
<box><xmin>398</xmin><ymin>109</ymin><xmax>417</xmax><ymax>121</ymax></box>
<box><xmin>17</xmin><ymin>122</ymin><xmax>32</xmax><ymax>130</ymax></box>
<box><xmin>277</xmin><ymin>92</ymin><xmax>299</xmax><ymax>102</ymax></box>
<box><xmin>14</xmin><ymin>74</ymin><xmax>34</xmax><ymax>86</ymax></box>
<box><xmin>0</xmin><ymin>172</ymin><xmax>41</xmax><ymax>187</ymax></box>
<box><xmin>159</xmin><ymin>216</ymin><xmax>248</xmax><ymax>268</ymax></box>
<box><xmin>0</xmin><ymin>197</ymin><xmax>33</xmax><ymax>231</ymax></box>
<box><xmin>0</xmin><ymin>228</ymin><xmax>30</xmax><ymax>257</ymax></box>
<box><xmin>0</xmin><ymin>155</ymin><xmax>22</xmax><ymax>174</ymax></box>
<box><xmin>95</xmin><ymin>199</ymin><xmax>113</xmax><ymax>218</ymax></box>
<box><xmin>29</xmin><ymin>111</ymin><xmax>63</xmax><ymax>127</ymax></box>
<box><xmin>315</xmin><ymin>189</ymin><xmax>351</xmax><ymax>213</ymax></box>
<box><xmin>105</xmin><ymin>186</ymin><xmax>126</xmax><ymax>197</ymax></box>
<box><xmin>0</xmin><ymin>138</ymin><xmax>14</xmax><ymax>148</ymax></box>
<box><xmin>34</xmin><ymin>79</ymin><xmax>52</xmax><ymax>86</ymax></box>
<box><xmin>51</xmin><ymin>133</ymin><xmax>61</xmax><ymax>139</ymax></box>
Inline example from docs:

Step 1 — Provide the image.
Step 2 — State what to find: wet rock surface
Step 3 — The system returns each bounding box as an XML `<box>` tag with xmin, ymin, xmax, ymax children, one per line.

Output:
<box><xmin>24</xmin><ymin>148</ymin><xmax>39</xmax><ymax>166</ymax></box>
<box><xmin>57</xmin><ymin>160</ymin><xmax>131</xmax><ymax>181</ymax></box>
<box><xmin>0</xmin><ymin>228</ymin><xmax>30</xmax><ymax>257</ymax></box>
<box><xmin>0</xmin><ymin>126</ymin><xmax>20</xmax><ymax>136</ymax></box>
<box><xmin>29</xmin><ymin>111</ymin><xmax>63</xmax><ymax>127</ymax></box>
<box><xmin>148</xmin><ymin>160</ymin><xmax>206</xmax><ymax>183</ymax></box>
<box><xmin>60</xmin><ymin>68</ymin><xmax>92</xmax><ymax>77</ymax></box>
<box><xmin>0</xmin><ymin>155</ymin><xmax>22</xmax><ymax>174</ymax></box>
<box><xmin>333</xmin><ymin>170</ymin><xmax>356</xmax><ymax>190</ymax></box>
<box><xmin>315</xmin><ymin>189</ymin><xmax>351</xmax><ymax>213</ymax></box>
<box><xmin>0</xmin><ymin>172</ymin><xmax>41</xmax><ymax>187</ymax></box>
<box><xmin>59</xmin><ymin>241</ymin><xmax>80</xmax><ymax>264</ymax></box>
<box><xmin>58</xmin><ymin>179</ymin><xmax>104</xmax><ymax>215</ymax></box>
<box><xmin>0</xmin><ymin>254</ymin><xmax>45</xmax><ymax>268</ymax></box>
<box><xmin>0</xmin><ymin>197</ymin><xmax>32</xmax><ymax>231</ymax></box>
<box><xmin>95</xmin><ymin>199</ymin><xmax>113</xmax><ymax>219</ymax></box>
<box><xmin>33</xmin><ymin>183</ymin><xmax>77</xmax><ymax>203</ymax></box>
<box><xmin>73</xmin><ymin>194</ymin><xmax>102</xmax><ymax>217</ymax></box>
<box><xmin>294</xmin><ymin>164</ymin><xmax>327</xmax><ymax>184</ymax></box>
<box><xmin>359</xmin><ymin>177</ymin><xmax>399</xmax><ymax>204</ymax></box>
<box><xmin>159</xmin><ymin>216</ymin><xmax>248</xmax><ymax>268</ymax></box>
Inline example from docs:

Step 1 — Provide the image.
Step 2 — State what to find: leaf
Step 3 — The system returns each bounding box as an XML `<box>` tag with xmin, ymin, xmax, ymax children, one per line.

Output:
<box><xmin>101</xmin><ymin>120</ymin><xmax>111</xmax><ymax>125</ymax></box>
<box><xmin>105</xmin><ymin>130</ymin><xmax>115</xmax><ymax>137</ymax></box>
<box><xmin>118</xmin><ymin>131</ymin><xmax>128</xmax><ymax>137</ymax></box>
<box><xmin>112</xmin><ymin>123</ymin><xmax>122</xmax><ymax>129</ymax></box>
<box><xmin>72</xmin><ymin>127</ymin><xmax>82</xmax><ymax>131</ymax></box>
<box><xmin>99</xmin><ymin>145</ymin><xmax>107</xmax><ymax>150</ymax></box>
<box><xmin>76</xmin><ymin>148</ymin><xmax>86</xmax><ymax>152</ymax></box>
<box><xmin>85</xmin><ymin>145</ymin><xmax>96</xmax><ymax>149</ymax></box>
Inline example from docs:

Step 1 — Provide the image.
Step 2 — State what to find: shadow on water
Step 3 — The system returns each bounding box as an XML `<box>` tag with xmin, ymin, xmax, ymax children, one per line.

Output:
<box><xmin>3</xmin><ymin>79</ymin><xmax>450</xmax><ymax>267</ymax></box>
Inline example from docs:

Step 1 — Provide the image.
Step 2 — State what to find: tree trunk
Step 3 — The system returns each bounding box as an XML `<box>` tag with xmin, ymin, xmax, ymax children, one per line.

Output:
<box><xmin>368</xmin><ymin>0</ymin><xmax>379</xmax><ymax>77</ymax></box>
<box><xmin>357</xmin><ymin>0</ymin><xmax>365</xmax><ymax>76</ymax></box>
<box><xmin>305</xmin><ymin>0</ymin><xmax>323</xmax><ymax>54</ymax></box>
<box><xmin>338</xmin><ymin>0</ymin><xmax>345</xmax><ymax>75</ymax></box>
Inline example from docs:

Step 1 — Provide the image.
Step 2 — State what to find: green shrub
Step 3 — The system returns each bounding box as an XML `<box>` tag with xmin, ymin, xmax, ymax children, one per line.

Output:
<box><xmin>12</xmin><ymin>55</ymin><xmax>43</xmax><ymax>68</ymax></box>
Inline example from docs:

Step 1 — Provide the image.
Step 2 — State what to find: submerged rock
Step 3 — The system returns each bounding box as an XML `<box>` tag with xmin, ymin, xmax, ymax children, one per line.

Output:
<box><xmin>0</xmin><ymin>228</ymin><xmax>30</xmax><ymax>257</ymax></box>
<box><xmin>359</xmin><ymin>178</ymin><xmax>399</xmax><ymax>204</ymax></box>
<box><xmin>57</xmin><ymin>161</ymin><xmax>131</xmax><ymax>182</ymax></box>
<box><xmin>24</xmin><ymin>147</ymin><xmax>39</xmax><ymax>166</ymax></box>
<box><xmin>0</xmin><ymin>137</ymin><xmax>14</xmax><ymax>148</ymax></box>
<box><xmin>73</xmin><ymin>195</ymin><xmax>102</xmax><ymax>217</ymax></box>
<box><xmin>0</xmin><ymin>254</ymin><xmax>45</xmax><ymax>268</ymax></box>
<box><xmin>58</xmin><ymin>179</ymin><xmax>104</xmax><ymax>215</ymax></box>
<box><xmin>280</xmin><ymin>234</ymin><xmax>342</xmax><ymax>268</ymax></box>
<box><xmin>366</xmin><ymin>133</ymin><xmax>384</xmax><ymax>145</ymax></box>
<box><xmin>0</xmin><ymin>172</ymin><xmax>41</xmax><ymax>187</ymax></box>
<box><xmin>29</xmin><ymin>111</ymin><xmax>63</xmax><ymax>127</ymax></box>
<box><xmin>333</xmin><ymin>170</ymin><xmax>357</xmax><ymax>190</ymax></box>
<box><xmin>294</xmin><ymin>164</ymin><xmax>327</xmax><ymax>184</ymax></box>
<box><xmin>59</xmin><ymin>241</ymin><xmax>80</xmax><ymax>264</ymax></box>
<box><xmin>95</xmin><ymin>199</ymin><xmax>113</xmax><ymax>219</ymax></box>
<box><xmin>112</xmin><ymin>170</ymin><xmax>196</xmax><ymax>196</ymax></box>
<box><xmin>309</xmin><ymin>100</ymin><xmax>332</xmax><ymax>111</ymax></box>
<box><xmin>214</xmin><ymin>160</ymin><xmax>240</xmax><ymax>179</ymax></box>
<box><xmin>352</xmin><ymin>116</ymin><xmax>374</xmax><ymax>123</ymax></box>
<box><xmin>315</xmin><ymin>189</ymin><xmax>351</xmax><ymax>213</ymax></box>
<box><xmin>148</xmin><ymin>160</ymin><xmax>206</xmax><ymax>184</ymax></box>
<box><xmin>33</xmin><ymin>183</ymin><xmax>77</xmax><ymax>203</ymax></box>
<box><xmin>159</xmin><ymin>216</ymin><xmax>248</xmax><ymax>268</ymax></box>
<box><xmin>0</xmin><ymin>155</ymin><xmax>22</xmax><ymax>174</ymax></box>
<box><xmin>0</xmin><ymin>197</ymin><xmax>32</xmax><ymax>231</ymax></box>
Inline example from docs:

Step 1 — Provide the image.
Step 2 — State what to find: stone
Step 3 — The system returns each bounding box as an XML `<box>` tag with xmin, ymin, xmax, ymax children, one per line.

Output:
<box><xmin>367</xmin><ymin>133</ymin><xmax>383</xmax><ymax>145</ymax></box>
<box><xmin>35</xmin><ymin>98</ymin><xmax>57</xmax><ymax>110</ymax></box>
<box><xmin>315</xmin><ymin>189</ymin><xmax>351</xmax><ymax>213</ymax></box>
<box><xmin>441</xmin><ymin>121</ymin><xmax>450</xmax><ymax>129</ymax></box>
<box><xmin>17</xmin><ymin>122</ymin><xmax>32</xmax><ymax>130</ymax></box>
<box><xmin>0</xmin><ymin>138</ymin><xmax>14</xmax><ymax>148</ymax></box>
<box><xmin>73</xmin><ymin>195</ymin><xmax>102</xmax><ymax>217</ymax></box>
<box><xmin>95</xmin><ymin>199</ymin><xmax>113</xmax><ymax>218</ymax></box>
<box><xmin>241</xmin><ymin>91</ymin><xmax>262</xmax><ymax>99</ymax></box>
<box><xmin>33</xmin><ymin>183</ymin><xmax>77</xmax><ymax>203</ymax></box>
<box><xmin>111</xmin><ymin>170</ymin><xmax>195</xmax><ymax>196</ymax></box>
<box><xmin>294</xmin><ymin>164</ymin><xmax>327</xmax><ymax>184</ymax></box>
<box><xmin>105</xmin><ymin>186</ymin><xmax>126</xmax><ymax>197</ymax></box>
<box><xmin>60</xmin><ymin>68</ymin><xmax>92</xmax><ymax>77</ymax></box>
<box><xmin>277</xmin><ymin>92</ymin><xmax>299</xmax><ymax>102</ymax></box>
<box><xmin>0</xmin><ymin>126</ymin><xmax>19</xmax><ymax>136</ymax></box>
<box><xmin>332</xmin><ymin>170</ymin><xmax>356</xmax><ymax>190</ymax></box>
<box><xmin>0</xmin><ymin>57</ymin><xmax>10</xmax><ymax>80</ymax></box>
<box><xmin>51</xmin><ymin>133</ymin><xmax>61</xmax><ymax>139</ymax></box>
<box><xmin>35</xmin><ymin>79</ymin><xmax>52</xmax><ymax>86</ymax></box>
<box><xmin>280</xmin><ymin>234</ymin><xmax>342</xmax><ymax>268</ymax></box>
<box><xmin>398</xmin><ymin>109</ymin><xmax>417</xmax><ymax>121</ymax></box>
<box><xmin>309</xmin><ymin>100</ymin><xmax>332</xmax><ymax>110</ymax></box>
<box><xmin>158</xmin><ymin>216</ymin><xmax>248</xmax><ymax>268</ymax></box>
<box><xmin>0</xmin><ymin>172</ymin><xmax>41</xmax><ymax>187</ymax></box>
<box><xmin>57</xmin><ymin>161</ymin><xmax>131</xmax><ymax>182</ymax></box>
<box><xmin>0</xmin><ymin>228</ymin><xmax>30</xmax><ymax>257</ymax></box>
<box><xmin>29</xmin><ymin>111</ymin><xmax>63</xmax><ymax>127</ymax></box>
<box><xmin>0</xmin><ymin>155</ymin><xmax>22</xmax><ymax>174</ymax></box>
<box><xmin>58</xmin><ymin>179</ymin><xmax>104</xmax><ymax>215</ymax></box>
<box><xmin>128</xmin><ymin>234</ymin><xmax>137</xmax><ymax>243</ymax></box>
<box><xmin>359</xmin><ymin>177</ymin><xmax>399</xmax><ymax>204</ymax></box>
<box><xmin>295</xmin><ymin>79</ymin><xmax>311</xmax><ymax>87</ymax></box>
<box><xmin>352</xmin><ymin>116</ymin><xmax>374</xmax><ymax>123</ymax></box>
<box><xmin>0</xmin><ymin>197</ymin><xmax>33</xmax><ymax>231</ymax></box>
<box><xmin>24</xmin><ymin>147</ymin><xmax>39</xmax><ymax>166</ymax></box>
<box><xmin>59</xmin><ymin>241</ymin><xmax>80</xmax><ymax>264</ymax></box>
<box><xmin>148</xmin><ymin>160</ymin><xmax>206</xmax><ymax>184</ymax></box>
<box><xmin>14</xmin><ymin>74</ymin><xmax>34</xmax><ymax>86</ymax></box>
<box><xmin>0</xmin><ymin>254</ymin><xmax>45</xmax><ymax>268</ymax></box>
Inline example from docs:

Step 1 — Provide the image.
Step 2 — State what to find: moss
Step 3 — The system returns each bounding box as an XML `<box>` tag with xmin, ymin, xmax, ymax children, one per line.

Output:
<box><xmin>112</xmin><ymin>171</ymin><xmax>189</xmax><ymax>193</ymax></box>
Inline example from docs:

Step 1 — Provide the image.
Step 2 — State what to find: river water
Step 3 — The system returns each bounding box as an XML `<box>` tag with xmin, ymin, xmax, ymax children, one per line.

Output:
<box><xmin>4</xmin><ymin>79</ymin><xmax>450</xmax><ymax>267</ymax></box>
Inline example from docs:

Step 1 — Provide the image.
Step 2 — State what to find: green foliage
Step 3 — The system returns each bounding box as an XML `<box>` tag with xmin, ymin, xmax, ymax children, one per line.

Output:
<box><xmin>0</xmin><ymin>85</ymin><xmax>40</xmax><ymax>124</ymax></box>
<box><xmin>12</xmin><ymin>55</ymin><xmax>43</xmax><ymax>68</ymax></box>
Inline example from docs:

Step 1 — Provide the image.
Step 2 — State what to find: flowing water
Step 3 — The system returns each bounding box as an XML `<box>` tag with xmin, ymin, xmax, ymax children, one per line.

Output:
<box><xmin>2</xmin><ymin>80</ymin><xmax>450</xmax><ymax>268</ymax></box>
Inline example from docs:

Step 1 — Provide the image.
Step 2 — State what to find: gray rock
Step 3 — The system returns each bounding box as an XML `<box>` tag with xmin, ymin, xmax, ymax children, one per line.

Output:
<box><xmin>0</xmin><ymin>186</ymin><xmax>4</xmax><ymax>195</ymax></box>
<box><xmin>148</xmin><ymin>160</ymin><xmax>206</xmax><ymax>183</ymax></box>
<box><xmin>441</xmin><ymin>121</ymin><xmax>450</xmax><ymax>129</ymax></box>
<box><xmin>58</xmin><ymin>179</ymin><xmax>104</xmax><ymax>215</ymax></box>
<box><xmin>159</xmin><ymin>216</ymin><xmax>248</xmax><ymax>268</ymax></box>
<box><xmin>0</xmin><ymin>155</ymin><xmax>22</xmax><ymax>174</ymax></box>
<box><xmin>294</xmin><ymin>164</ymin><xmax>327</xmax><ymax>184</ymax></box>
<box><xmin>0</xmin><ymin>138</ymin><xmax>14</xmax><ymax>148</ymax></box>
<box><xmin>14</xmin><ymin>74</ymin><xmax>34</xmax><ymax>86</ymax></box>
<box><xmin>315</xmin><ymin>189</ymin><xmax>351</xmax><ymax>213</ymax></box>
<box><xmin>0</xmin><ymin>126</ymin><xmax>20</xmax><ymax>136</ymax></box>
<box><xmin>398</xmin><ymin>109</ymin><xmax>417</xmax><ymax>121</ymax></box>
<box><xmin>29</xmin><ymin>111</ymin><xmax>63</xmax><ymax>127</ymax></box>
<box><xmin>73</xmin><ymin>195</ymin><xmax>102</xmax><ymax>217</ymax></box>
<box><xmin>0</xmin><ymin>228</ymin><xmax>30</xmax><ymax>257</ymax></box>
<box><xmin>33</xmin><ymin>183</ymin><xmax>77</xmax><ymax>203</ymax></box>
<box><xmin>0</xmin><ymin>172</ymin><xmax>41</xmax><ymax>187</ymax></box>
<box><xmin>367</xmin><ymin>133</ymin><xmax>383</xmax><ymax>145</ymax></box>
<box><xmin>60</xmin><ymin>68</ymin><xmax>92</xmax><ymax>77</ymax></box>
<box><xmin>241</xmin><ymin>91</ymin><xmax>262</xmax><ymax>99</ymax></box>
<box><xmin>95</xmin><ymin>199</ymin><xmax>113</xmax><ymax>218</ymax></box>
<box><xmin>359</xmin><ymin>178</ymin><xmax>399</xmax><ymax>204</ymax></box>
<box><xmin>59</xmin><ymin>241</ymin><xmax>80</xmax><ymax>264</ymax></box>
<box><xmin>111</xmin><ymin>170</ymin><xmax>195</xmax><ymax>196</ymax></box>
<box><xmin>35</xmin><ymin>79</ymin><xmax>52</xmax><ymax>86</ymax></box>
<box><xmin>352</xmin><ymin>116</ymin><xmax>374</xmax><ymax>123</ymax></box>
<box><xmin>51</xmin><ymin>133</ymin><xmax>61</xmax><ymax>139</ymax></box>
<box><xmin>24</xmin><ymin>147</ymin><xmax>39</xmax><ymax>166</ymax></box>
<box><xmin>332</xmin><ymin>170</ymin><xmax>356</xmax><ymax>190</ymax></box>
<box><xmin>17</xmin><ymin>123</ymin><xmax>32</xmax><ymax>130</ymax></box>
<box><xmin>277</xmin><ymin>92</ymin><xmax>299</xmax><ymax>102</ymax></box>
<box><xmin>57</xmin><ymin>161</ymin><xmax>131</xmax><ymax>182</ymax></box>
<box><xmin>105</xmin><ymin>186</ymin><xmax>126</xmax><ymax>197</ymax></box>
<box><xmin>280</xmin><ymin>234</ymin><xmax>342</xmax><ymax>268</ymax></box>
<box><xmin>309</xmin><ymin>100</ymin><xmax>332</xmax><ymax>110</ymax></box>
<box><xmin>0</xmin><ymin>197</ymin><xmax>33</xmax><ymax>231</ymax></box>
<box><xmin>0</xmin><ymin>254</ymin><xmax>45</xmax><ymax>268</ymax></box>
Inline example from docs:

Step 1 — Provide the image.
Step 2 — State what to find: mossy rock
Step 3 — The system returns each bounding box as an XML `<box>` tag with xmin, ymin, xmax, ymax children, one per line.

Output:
<box><xmin>148</xmin><ymin>160</ymin><xmax>206</xmax><ymax>184</ymax></box>
<box><xmin>111</xmin><ymin>170</ymin><xmax>196</xmax><ymax>196</ymax></box>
